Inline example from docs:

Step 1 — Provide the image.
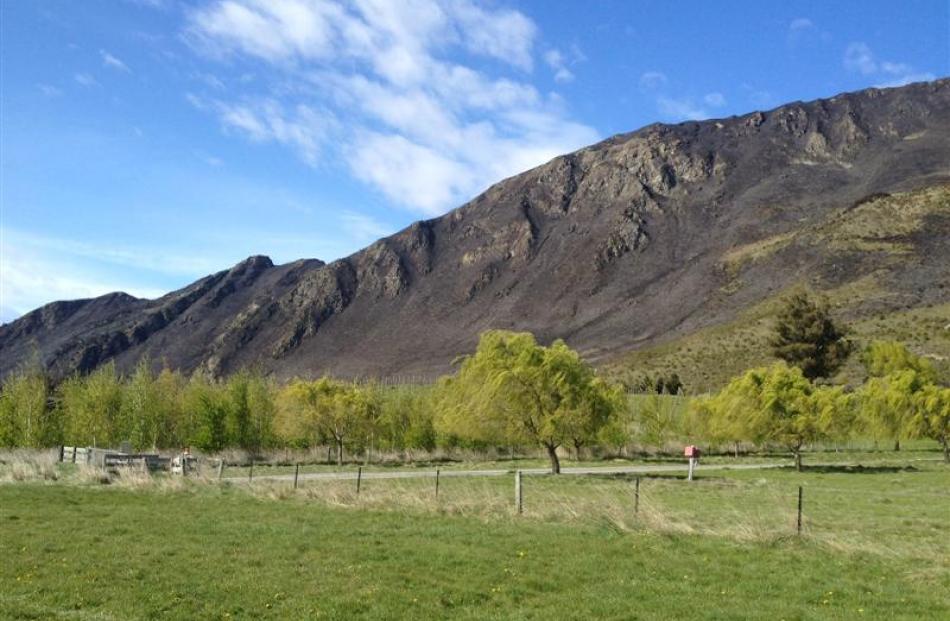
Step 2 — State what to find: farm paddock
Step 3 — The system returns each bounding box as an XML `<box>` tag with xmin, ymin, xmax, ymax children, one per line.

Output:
<box><xmin>1</xmin><ymin>448</ymin><xmax>948</xmax><ymax>620</ymax></box>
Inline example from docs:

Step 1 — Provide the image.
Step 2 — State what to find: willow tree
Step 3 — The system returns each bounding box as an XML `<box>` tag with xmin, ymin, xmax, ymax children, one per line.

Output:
<box><xmin>698</xmin><ymin>363</ymin><xmax>835</xmax><ymax>470</ymax></box>
<box><xmin>912</xmin><ymin>384</ymin><xmax>950</xmax><ymax>463</ymax></box>
<box><xmin>860</xmin><ymin>341</ymin><xmax>937</xmax><ymax>451</ymax></box>
<box><xmin>435</xmin><ymin>330</ymin><xmax>623</xmax><ymax>474</ymax></box>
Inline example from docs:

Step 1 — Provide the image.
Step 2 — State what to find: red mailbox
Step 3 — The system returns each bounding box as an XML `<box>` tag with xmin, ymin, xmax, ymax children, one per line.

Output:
<box><xmin>684</xmin><ymin>445</ymin><xmax>700</xmax><ymax>458</ymax></box>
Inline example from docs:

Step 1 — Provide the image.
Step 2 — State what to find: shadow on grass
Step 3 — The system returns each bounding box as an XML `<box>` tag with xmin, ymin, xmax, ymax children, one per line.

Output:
<box><xmin>780</xmin><ymin>464</ymin><xmax>919</xmax><ymax>474</ymax></box>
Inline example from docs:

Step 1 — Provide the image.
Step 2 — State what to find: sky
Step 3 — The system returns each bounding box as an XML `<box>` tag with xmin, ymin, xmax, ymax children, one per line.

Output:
<box><xmin>1</xmin><ymin>0</ymin><xmax>947</xmax><ymax>322</ymax></box>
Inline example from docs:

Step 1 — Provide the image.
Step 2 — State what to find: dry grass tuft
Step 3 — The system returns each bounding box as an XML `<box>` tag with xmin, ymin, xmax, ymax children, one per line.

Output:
<box><xmin>0</xmin><ymin>449</ymin><xmax>60</xmax><ymax>483</ymax></box>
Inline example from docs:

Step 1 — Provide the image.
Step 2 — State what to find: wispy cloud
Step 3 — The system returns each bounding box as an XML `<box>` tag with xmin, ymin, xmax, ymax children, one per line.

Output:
<box><xmin>0</xmin><ymin>234</ymin><xmax>169</xmax><ymax>321</ymax></box>
<box><xmin>183</xmin><ymin>0</ymin><xmax>597</xmax><ymax>216</ymax></box>
<box><xmin>74</xmin><ymin>72</ymin><xmax>98</xmax><ymax>87</ymax></box>
<box><xmin>100</xmin><ymin>49</ymin><xmax>131</xmax><ymax>72</ymax></box>
<box><xmin>37</xmin><ymin>83</ymin><xmax>62</xmax><ymax>97</ymax></box>
<box><xmin>843</xmin><ymin>42</ymin><xmax>934</xmax><ymax>87</ymax></box>
<box><xmin>543</xmin><ymin>46</ymin><xmax>584</xmax><ymax>83</ymax></box>
<box><xmin>638</xmin><ymin>70</ymin><xmax>667</xmax><ymax>91</ymax></box>
<box><xmin>788</xmin><ymin>17</ymin><xmax>813</xmax><ymax>32</ymax></box>
<box><xmin>656</xmin><ymin>96</ymin><xmax>709</xmax><ymax>121</ymax></box>
<box><xmin>703</xmin><ymin>92</ymin><xmax>726</xmax><ymax>108</ymax></box>
<box><xmin>340</xmin><ymin>211</ymin><xmax>393</xmax><ymax>245</ymax></box>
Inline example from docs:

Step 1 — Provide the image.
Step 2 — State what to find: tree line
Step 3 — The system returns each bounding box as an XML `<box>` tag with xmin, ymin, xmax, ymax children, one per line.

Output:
<box><xmin>1</xmin><ymin>293</ymin><xmax>947</xmax><ymax>470</ymax></box>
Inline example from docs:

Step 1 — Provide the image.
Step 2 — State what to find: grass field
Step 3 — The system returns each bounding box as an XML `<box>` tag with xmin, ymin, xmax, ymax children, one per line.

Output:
<box><xmin>1</xmin><ymin>447</ymin><xmax>948</xmax><ymax>620</ymax></box>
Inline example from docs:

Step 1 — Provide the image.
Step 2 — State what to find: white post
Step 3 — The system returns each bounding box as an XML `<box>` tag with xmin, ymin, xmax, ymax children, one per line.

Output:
<box><xmin>687</xmin><ymin>457</ymin><xmax>696</xmax><ymax>481</ymax></box>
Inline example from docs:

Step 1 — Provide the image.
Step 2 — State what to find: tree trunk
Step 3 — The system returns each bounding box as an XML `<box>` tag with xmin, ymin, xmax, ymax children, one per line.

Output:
<box><xmin>893</xmin><ymin>439</ymin><xmax>901</xmax><ymax>452</ymax></box>
<box><xmin>573</xmin><ymin>440</ymin><xmax>582</xmax><ymax>462</ymax></box>
<box><xmin>794</xmin><ymin>450</ymin><xmax>803</xmax><ymax>472</ymax></box>
<box><xmin>546</xmin><ymin>444</ymin><xmax>561</xmax><ymax>474</ymax></box>
<box><xmin>942</xmin><ymin>438</ymin><xmax>949</xmax><ymax>464</ymax></box>
<box><xmin>734</xmin><ymin>441</ymin><xmax>739</xmax><ymax>458</ymax></box>
<box><xmin>337</xmin><ymin>439</ymin><xmax>344</xmax><ymax>466</ymax></box>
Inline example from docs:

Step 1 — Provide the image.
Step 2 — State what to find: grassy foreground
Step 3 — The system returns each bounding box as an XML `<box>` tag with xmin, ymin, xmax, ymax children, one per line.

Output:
<box><xmin>2</xmin><ymin>453</ymin><xmax>949</xmax><ymax>620</ymax></box>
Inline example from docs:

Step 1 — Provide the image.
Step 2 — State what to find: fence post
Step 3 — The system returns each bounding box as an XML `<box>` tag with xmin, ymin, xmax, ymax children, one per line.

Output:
<box><xmin>797</xmin><ymin>486</ymin><xmax>803</xmax><ymax>534</ymax></box>
<box><xmin>218</xmin><ymin>459</ymin><xmax>224</xmax><ymax>481</ymax></box>
<box><xmin>635</xmin><ymin>476</ymin><xmax>640</xmax><ymax>515</ymax></box>
<box><xmin>248</xmin><ymin>460</ymin><xmax>253</xmax><ymax>483</ymax></box>
<box><xmin>515</xmin><ymin>470</ymin><xmax>523</xmax><ymax>515</ymax></box>
<box><xmin>435</xmin><ymin>468</ymin><xmax>440</xmax><ymax>500</ymax></box>
<box><xmin>59</xmin><ymin>445</ymin><xmax>65</xmax><ymax>463</ymax></box>
<box><xmin>294</xmin><ymin>463</ymin><xmax>300</xmax><ymax>490</ymax></box>
<box><xmin>356</xmin><ymin>466</ymin><xmax>363</xmax><ymax>495</ymax></box>
<box><xmin>72</xmin><ymin>446</ymin><xmax>77</xmax><ymax>463</ymax></box>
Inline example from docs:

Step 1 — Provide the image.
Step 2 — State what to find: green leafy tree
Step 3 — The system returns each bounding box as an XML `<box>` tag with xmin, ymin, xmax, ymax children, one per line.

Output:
<box><xmin>434</xmin><ymin>331</ymin><xmax>624</xmax><ymax>474</ymax></box>
<box><xmin>911</xmin><ymin>384</ymin><xmax>950</xmax><ymax>463</ymax></box>
<box><xmin>122</xmin><ymin>358</ymin><xmax>163</xmax><ymax>450</ymax></box>
<box><xmin>698</xmin><ymin>363</ymin><xmax>836</xmax><ymax>470</ymax></box>
<box><xmin>0</xmin><ymin>363</ymin><xmax>59</xmax><ymax>447</ymax></box>
<box><xmin>184</xmin><ymin>374</ymin><xmax>229</xmax><ymax>452</ymax></box>
<box><xmin>770</xmin><ymin>291</ymin><xmax>851</xmax><ymax>381</ymax></box>
<box><xmin>276</xmin><ymin>378</ymin><xmax>376</xmax><ymax>464</ymax></box>
<box><xmin>60</xmin><ymin>362</ymin><xmax>124</xmax><ymax>447</ymax></box>
<box><xmin>860</xmin><ymin>342</ymin><xmax>936</xmax><ymax>451</ymax></box>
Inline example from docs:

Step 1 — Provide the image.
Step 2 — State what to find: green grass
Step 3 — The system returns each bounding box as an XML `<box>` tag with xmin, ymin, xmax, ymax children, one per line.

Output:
<box><xmin>2</xmin><ymin>450</ymin><xmax>948</xmax><ymax>620</ymax></box>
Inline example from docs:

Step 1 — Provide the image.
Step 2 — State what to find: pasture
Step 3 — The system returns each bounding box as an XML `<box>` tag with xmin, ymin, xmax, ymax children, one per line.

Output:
<box><xmin>1</xmin><ymin>446</ymin><xmax>948</xmax><ymax>620</ymax></box>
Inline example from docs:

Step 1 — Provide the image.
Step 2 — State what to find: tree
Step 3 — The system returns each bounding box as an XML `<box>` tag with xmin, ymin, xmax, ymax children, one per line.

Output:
<box><xmin>184</xmin><ymin>374</ymin><xmax>229</xmax><ymax>452</ymax></box>
<box><xmin>771</xmin><ymin>290</ymin><xmax>851</xmax><ymax>381</ymax></box>
<box><xmin>434</xmin><ymin>331</ymin><xmax>624</xmax><ymax>474</ymax></box>
<box><xmin>277</xmin><ymin>378</ymin><xmax>375</xmax><ymax>465</ymax></box>
<box><xmin>0</xmin><ymin>363</ymin><xmax>59</xmax><ymax>447</ymax></box>
<box><xmin>60</xmin><ymin>362</ymin><xmax>124</xmax><ymax>447</ymax></box>
<box><xmin>860</xmin><ymin>342</ymin><xmax>937</xmax><ymax>451</ymax></box>
<box><xmin>698</xmin><ymin>363</ymin><xmax>835</xmax><ymax>470</ymax></box>
<box><xmin>911</xmin><ymin>384</ymin><xmax>950</xmax><ymax>463</ymax></box>
<box><xmin>862</xmin><ymin>341</ymin><xmax>937</xmax><ymax>382</ymax></box>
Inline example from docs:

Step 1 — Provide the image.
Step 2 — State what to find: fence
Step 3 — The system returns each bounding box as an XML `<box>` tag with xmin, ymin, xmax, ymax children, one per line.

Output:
<box><xmin>59</xmin><ymin>445</ymin><xmax>170</xmax><ymax>471</ymax></box>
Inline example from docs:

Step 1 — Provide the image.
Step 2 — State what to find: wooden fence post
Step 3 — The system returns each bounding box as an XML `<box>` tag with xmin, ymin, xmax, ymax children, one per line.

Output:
<box><xmin>59</xmin><ymin>445</ymin><xmax>65</xmax><ymax>463</ymax></box>
<box><xmin>218</xmin><ymin>459</ymin><xmax>224</xmax><ymax>481</ymax></box>
<box><xmin>294</xmin><ymin>463</ymin><xmax>300</xmax><ymax>490</ymax></box>
<box><xmin>797</xmin><ymin>486</ymin><xmax>803</xmax><ymax>534</ymax></box>
<box><xmin>72</xmin><ymin>446</ymin><xmax>77</xmax><ymax>463</ymax></box>
<box><xmin>635</xmin><ymin>477</ymin><xmax>640</xmax><ymax>515</ymax></box>
<box><xmin>356</xmin><ymin>466</ymin><xmax>363</xmax><ymax>495</ymax></box>
<box><xmin>515</xmin><ymin>470</ymin><xmax>523</xmax><ymax>515</ymax></box>
<box><xmin>435</xmin><ymin>468</ymin><xmax>440</xmax><ymax>500</ymax></box>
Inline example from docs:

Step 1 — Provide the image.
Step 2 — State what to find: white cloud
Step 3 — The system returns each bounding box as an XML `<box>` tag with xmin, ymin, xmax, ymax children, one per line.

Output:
<box><xmin>0</xmin><ymin>232</ymin><xmax>171</xmax><ymax>320</ymax></box>
<box><xmin>639</xmin><ymin>70</ymin><xmax>667</xmax><ymax>90</ymax></box>
<box><xmin>844</xmin><ymin>42</ymin><xmax>877</xmax><ymax>75</ymax></box>
<box><xmin>875</xmin><ymin>72</ymin><xmax>936</xmax><ymax>88</ymax></box>
<box><xmin>100</xmin><ymin>49</ymin><xmax>131</xmax><ymax>72</ymax></box>
<box><xmin>74</xmin><ymin>72</ymin><xmax>98</xmax><ymax>87</ymax></box>
<box><xmin>340</xmin><ymin>211</ymin><xmax>393</xmax><ymax>244</ymax></box>
<box><xmin>703</xmin><ymin>92</ymin><xmax>726</xmax><ymax>107</ymax></box>
<box><xmin>185</xmin><ymin>0</ymin><xmax>597</xmax><ymax>215</ymax></box>
<box><xmin>37</xmin><ymin>83</ymin><xmax>62</xmax><ymax>97</ymax></box>
<box><xmin>199</xmin><ymin>98</ymin><xmax>337</xmax><ymax>166</ymax></box>
<box><xmin>657</xmin><ymin>96</ymin><xmax>709</xmax><ymax>122</ymax></box>
<box><xmin>843</xmin><ymin>41</ymin><xmax>935</xmax><ymax>87</ymax></box>
<box><xmin>543</xmin><ymin>49</ymin><xmax>574</xmax><ymax>83</ymax></box>
<box><xmin>789</xmin><ymin>17</ymin><xmax>813</xmax><ymax>32</ymax></box>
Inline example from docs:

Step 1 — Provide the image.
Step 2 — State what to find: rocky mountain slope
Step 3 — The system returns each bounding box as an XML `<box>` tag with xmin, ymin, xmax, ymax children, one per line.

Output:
<box><xmin>2</xmin><ymin>79</ymin><xmax>949</xmax><ymax>384</ymax></box>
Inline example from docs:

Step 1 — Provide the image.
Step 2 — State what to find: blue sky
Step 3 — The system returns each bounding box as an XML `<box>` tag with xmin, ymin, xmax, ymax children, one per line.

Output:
<box><xmin>1</xmin><ymin>0</ymin><xmax>947</xmax><ymax>322</ymax></box>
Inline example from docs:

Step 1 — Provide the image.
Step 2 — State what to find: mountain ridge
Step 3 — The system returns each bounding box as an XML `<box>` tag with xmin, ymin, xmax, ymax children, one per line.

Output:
<box><xmin>3</xmin><ymin>78</ymin><xmax>949</xmax><ymax>383</ymax></box>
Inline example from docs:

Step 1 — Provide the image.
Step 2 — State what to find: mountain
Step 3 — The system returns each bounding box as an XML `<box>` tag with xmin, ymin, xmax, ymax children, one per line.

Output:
<box><xmin>3</xmin><ymin>79</ymin><xmax>949</xmax><ymax>386</ymax></box>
